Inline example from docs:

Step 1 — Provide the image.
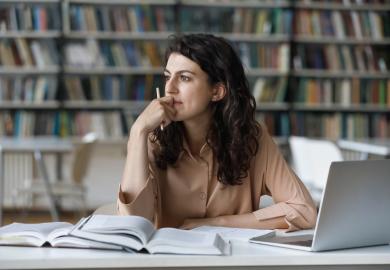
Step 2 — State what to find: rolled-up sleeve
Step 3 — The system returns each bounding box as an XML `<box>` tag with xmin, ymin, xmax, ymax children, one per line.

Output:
<box><xmin>253</xmin><ymin>127</ymin><xmax>317</xmax><ymax>231</ymax></box>
<box><xmin>117</xmin><ymin>139</ymin><xmax>160</xmax><ymax>223</ymax></box>
<box><xmin>117</xmin><ymin>174</ymin><xmax>156</xmax><ymax>221</ymax></box>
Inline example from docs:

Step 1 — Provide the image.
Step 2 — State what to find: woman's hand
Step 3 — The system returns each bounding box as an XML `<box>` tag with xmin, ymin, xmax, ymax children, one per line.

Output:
<box><xmin>132</xmin><ymin>96</ymin><xmax>176</xmax><ymax>134</ymax></box>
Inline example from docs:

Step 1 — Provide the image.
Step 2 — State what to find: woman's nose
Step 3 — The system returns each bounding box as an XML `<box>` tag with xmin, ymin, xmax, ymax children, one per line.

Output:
<box><xmin>165</xmin><ymin>78</ymin><xmax>178</xmax><ymax>94</ymax></box>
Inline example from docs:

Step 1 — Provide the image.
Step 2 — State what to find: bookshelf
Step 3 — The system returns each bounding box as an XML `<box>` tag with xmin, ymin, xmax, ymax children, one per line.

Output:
<box><xmin>290</xmin><ymin>0</ymin><xmax>390</xmax><ymax>139</ymax></box>
<box><xmin>0</xmin><ymin>0</ymin><xmax>62</xmax><ymax>137</ymax></box>
<box><xmin>0</xmin><ymin>0</ymin><xmax>389</xmax><ymax>140</ymax></box>
<box><xmin>58</xmin><ymin>0</ymin><xmax>175</xmax><ymax>140</ymax></box>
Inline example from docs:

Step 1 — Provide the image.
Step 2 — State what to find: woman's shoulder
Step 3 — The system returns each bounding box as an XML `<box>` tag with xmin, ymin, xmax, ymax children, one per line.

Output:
<box><xmin>256</xmin><ymin>121</ymin><xmax>272</xmax><ymax>144</ymax></box>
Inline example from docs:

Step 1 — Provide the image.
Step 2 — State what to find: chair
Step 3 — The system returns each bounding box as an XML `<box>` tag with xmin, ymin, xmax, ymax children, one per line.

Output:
<box><xmin>289</xmin><ymin>136</ymin><xmax>343</xmax><ymax>205</ymax></box>
<box><xmin>15</xmin><ymin>133</ymin><xmax>98</xmax><ymax>219</ymax></box>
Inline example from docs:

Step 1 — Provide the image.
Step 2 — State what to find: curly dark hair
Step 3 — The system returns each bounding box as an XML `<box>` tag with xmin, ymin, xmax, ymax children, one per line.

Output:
<box><xmin>151</xmin><ymin>34</ymin><xmax>261</xmax><ymax>185</ymax></box>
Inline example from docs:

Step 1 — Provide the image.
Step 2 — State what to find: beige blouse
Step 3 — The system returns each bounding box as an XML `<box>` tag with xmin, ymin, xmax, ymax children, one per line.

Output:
<box><xmin>117</xmin><ymin>124</ymin><xmax>317</xmax><ymax>231</ymax></box>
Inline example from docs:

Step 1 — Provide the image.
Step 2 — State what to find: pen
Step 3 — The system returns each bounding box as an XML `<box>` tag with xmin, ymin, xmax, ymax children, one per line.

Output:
<box><xmin>156</xmin><ymin>87</ymin><xmax>164</xmax><ymax>131</ymax></box>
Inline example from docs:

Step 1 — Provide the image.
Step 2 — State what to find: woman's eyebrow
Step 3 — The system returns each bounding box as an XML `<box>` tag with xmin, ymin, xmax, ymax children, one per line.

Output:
<box><xmin>164</xmin><ymin>69</ymin><xmax>196</xmax><ymax>75</ymax></box>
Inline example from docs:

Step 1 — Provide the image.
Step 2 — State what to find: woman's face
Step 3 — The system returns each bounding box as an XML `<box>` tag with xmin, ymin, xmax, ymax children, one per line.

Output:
<box><xmin>164</xmin><ymin>53</ymin><xmax>215</xmax><ymax>122</ymax></box>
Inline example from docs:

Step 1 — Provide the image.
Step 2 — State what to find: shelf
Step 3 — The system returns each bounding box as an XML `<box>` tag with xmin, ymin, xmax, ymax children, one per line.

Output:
<box><xmin>292</xmin><ymin>104</ymin><xmax>390</xmax><ymax>113</ymax></box>
<box><xmin>256</xmin><ymin>103</ymin><xmax>290</xmax><ymax>111</ymax></box>
<box><xmin>71</xmin><ymin>136</ymin><xmax>128</xmax><ymax>145</ymax></box>
<box><xmin>246</xmin><ymin>68</ymin><xmax>288</xmax><ymax>77</ymax></box>
<box><xmin>291</xmin><ymin>70</ymin><xmax>390</xmax><ymax>79</ymax></box>
<box><xmin>64</xmin><ymin>31</ymin><xmax>175</xmax><ymax>40</ymax></box>
<box><xmin>181</xmin><ymin>0</ymin><xmax>291</xmax><ymax>8</ymax></box>
<box><xmin>0</xmin><ymin>0</ymin><xmax>60</xmax><ymax>3</ymax></box>
<box><xmin>182</xmin><ymin>32</ymin><xmax>290</xmax><ymax>42</ymax></box>
<box><xmin>67</xmin><ymin>0</ymin><xmax>175</xmax><ymax>5</ymax></box>
<box><xmin>0</xmin><ymin>101</ymin><xmax>60</xmax><ymax>109</ymax></box>
<box><xmin>63</xmin><ymin>100</ymin><xmax>148</xmax><ymax>111</ymax></box>
<box><xmin>0</xmin><ymin>67</ymin><xmax>60</xmax><ymax>75</ymax></box>
<box><xmin>63</xmin><ymin>66</ymin><xmax>164</xmax><ymax>75</ymax></box>
<box><xmin>294</xmin><ymin>3</ymin><xmax>390</xmax><ymax>11</ymax></box>
<box><xmin>0</xmin><ymin>31</ymin><xmax>62</xmax><ymax>39</ymax></box>
<box><xmin>293</xmin><ymin>36</ymin><xmax>390</xmax><ymax>45</ymax></box>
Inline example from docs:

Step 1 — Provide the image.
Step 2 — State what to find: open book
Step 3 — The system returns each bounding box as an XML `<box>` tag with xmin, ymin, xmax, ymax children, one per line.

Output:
<box><xmin>0</xmin><ymin>220</ymin><xmax>121</xmax><ymax>250</ymax></box>
<box><xmin>70</xmin><ymin>215</ymin><xmax>230</xmax><ymax>255</ymax></box>
<box><xmin>192</xmin><ymin>226</ymin><xmax>275</xmax><ymax>243</ymax></box>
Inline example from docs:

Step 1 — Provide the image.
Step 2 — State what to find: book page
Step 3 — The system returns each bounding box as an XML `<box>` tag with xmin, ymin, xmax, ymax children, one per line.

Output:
<box><xmin>50</xmin><ymin>234</ymin><xmax>124</xmax><ymax>250</ymax></box>
<box><xmin>0</xmin><ymin>222</ymin><xmax>72</xmax><ymax>247</ymax></box>
<box><xmin>192</xmin><ymin>226</ymin><xmax>275</xmax><ymax>243</ymax></box>
<box><xmin>79</xmin><ymin>215</ymin><xmax>155</xmax><ymax>245</ymax></box>
<box><xmin>48</xmin><ymin>219</ymin><xmax>124</xmax><ymax>250</ymax></box>
<box><xmin>146</xmin><ymin>228</ymin><xmax>230</xmax><ymax>255</ymax></box>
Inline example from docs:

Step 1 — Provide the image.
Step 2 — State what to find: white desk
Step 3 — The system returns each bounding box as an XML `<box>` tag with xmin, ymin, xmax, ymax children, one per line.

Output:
<box><xmin>0</xmin><ymin>137</ymin><xmax>73</xmax><ymax>225</ymax></box>
<box><xmin>0</xmin><ymin>244</ymin><xmax>390</xmax><ymax>269</ymax></box>
<box><xmin>338</xmin><ymin>139</ymin><xmax>390</xmax><ymax>160</ymax></box>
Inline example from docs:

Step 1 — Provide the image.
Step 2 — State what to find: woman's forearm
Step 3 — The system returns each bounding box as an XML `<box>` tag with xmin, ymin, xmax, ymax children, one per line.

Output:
<box><xmin>120</xmin><ymin>124</ymin><xmax>150</xmax><ymax>203</ymax></box>
<box><xmin>180</xmin><ymin>213</ymin><xmax>288</xmax><ymax>230</ymax></box>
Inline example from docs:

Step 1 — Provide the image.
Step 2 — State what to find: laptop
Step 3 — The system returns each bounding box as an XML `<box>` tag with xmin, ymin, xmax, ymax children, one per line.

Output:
<box><xmin>250</xmin><ymin>159</ymin><xmax>390</xmax><ymax>251</ymax></box>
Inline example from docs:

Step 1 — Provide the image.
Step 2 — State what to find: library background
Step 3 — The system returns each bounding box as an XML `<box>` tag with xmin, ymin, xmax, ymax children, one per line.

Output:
<box><xmin>0</xmin><ymin>0</ymin><xmax>389</xmax><ymax>223</ymax></box>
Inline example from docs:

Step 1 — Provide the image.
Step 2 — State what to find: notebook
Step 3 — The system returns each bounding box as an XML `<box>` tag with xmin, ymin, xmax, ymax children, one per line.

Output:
<box><xmin>250</xmin><ymin>159</ymin><xmax>390</xmax><ymax>251</ymax></box>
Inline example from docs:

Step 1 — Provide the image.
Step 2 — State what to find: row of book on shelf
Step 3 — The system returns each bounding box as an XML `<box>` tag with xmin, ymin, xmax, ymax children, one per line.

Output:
<box><xmin>0</xmin><ymin>110</ymin><xmax>388</xmax><ymax>139</ymax></box>
<box><xmin>3</xmin><ymin>4</ymin><xmax>293</xmax><ymax>34</ymax></box>
<box><xmin>293</xmin><ymin>44</ymin><xmax>388</xmax><ymax>72</ymax></box>
<box><xmin>0</xmin><ymin>39</ymin><xmax>58</xmax><ymax>67</ymax></box>
<box><xmin>294</xmin><ymin>78</ymin><xmax>390</xmax><ymax>105</ymax></box>
<box><xmin>2</xmin><ymin>38</ymin><xmax>388</xmax><ymax>76</ymax></box>
<box><xmin>0</xmin><ymin>111</ymin><xmax>125</xmax><ymax>139</ymax></box>
<box><xmin>67</xmin><ymin>3</ymin><xmax>390</xmax><ymax>37</ymax></box>
<box><xmin>0</xmin><ymin>77</ymin><xmax>57</xmax><ymax>102</ymax></box>
<box><xmin>295</xmin><ymin>9</ymin><xmax>389</xmax><ymax>39</ymax></box>
<box><xmin>67</xmin><ymin>4</ymin><xmax>293</xmax><ymax>34</ymax></box>
<box><xmin>64</xmin><ymin>75</ymin><xmax>162</xmax><ymax>101</ymax></box>
<box><xmin>64</xmin><ymin>39</ymin><xmax>164</xmax><ymax>68</ymax></box>
<box><xmin>1</xmin><ymin>76</ymin><xmax>389</xmax><ymax>106</ymax></box>
<box><xmin>259</xmin><ymin>112</ymin><xmax>389</xmax><ymax>139</ymax></box>
<box><xmin>2</xmin><ymin>1</ymin><xmax>390</xmax><ymax>37</ymax></box>
<box><xmin>290</xmin><ymin>112</ymin><xmax>389</xmax><ymax>139</ymax></box>
<box><xmin>179</xmin><ymin>7</ymin><xmax>292</xmax><ymax>34</ymax></box>
<box><xmin>0</xmin><ymin>4</ymin><xmax>60</xmax><ymax>31</ymax></box>
<box><xmin>239</xmin><ymin>43</ymin><xmax>289</xmax><ymax>70</ymax></box>
<box><xmin>69</xmin><ymin>5</ymin><xmax>175</xmax><ymax>33</ymax></box>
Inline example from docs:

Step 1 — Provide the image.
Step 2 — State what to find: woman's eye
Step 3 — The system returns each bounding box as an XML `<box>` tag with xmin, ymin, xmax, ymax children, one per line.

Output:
<box><xmin>164</xmin><ymin>75</ymin><xmax>170</xmax><ymax>82</ymax></box>
<box><xmin>180</xmin><ymin>75</ymin><xmax>190</xmax><ymax>81</ymax></box>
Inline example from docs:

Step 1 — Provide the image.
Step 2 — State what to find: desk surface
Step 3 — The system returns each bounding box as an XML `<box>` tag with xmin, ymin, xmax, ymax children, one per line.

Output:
<box><xmin>0</xmin><ymin>244</ymin><xmax>390</xmax><ymax>270</ymax></box>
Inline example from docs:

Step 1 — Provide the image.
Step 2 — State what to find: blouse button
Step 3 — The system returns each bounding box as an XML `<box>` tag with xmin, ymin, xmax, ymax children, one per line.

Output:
<box><xmin>199</xmin><ymin>192</ymin><xmax>206</xmax><ymax>200</ymax></box>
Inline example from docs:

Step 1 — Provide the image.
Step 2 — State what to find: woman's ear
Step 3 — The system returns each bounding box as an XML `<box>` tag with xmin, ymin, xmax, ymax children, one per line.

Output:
<box><xmin>211</xmin><ymin>83</ymin><xmax>226</xmax><ymax>102</ymax></box>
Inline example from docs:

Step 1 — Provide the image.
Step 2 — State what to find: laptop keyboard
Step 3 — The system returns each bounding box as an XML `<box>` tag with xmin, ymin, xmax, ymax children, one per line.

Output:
<box><xmin>284</xmin><ymin>239</ymin><xmax>313</xmax><ymax>247</ymax></box>
<box><xmin>251</xmin><ymin>234</ymin><xmax>314</xmax><ymax>247</ymax></box>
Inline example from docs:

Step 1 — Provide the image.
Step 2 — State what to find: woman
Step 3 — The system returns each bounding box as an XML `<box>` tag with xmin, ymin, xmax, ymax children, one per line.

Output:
<box><xmin>118</xmin><ymin>34</ymin><xmax>317</xmax><ymax>231</ymax></box>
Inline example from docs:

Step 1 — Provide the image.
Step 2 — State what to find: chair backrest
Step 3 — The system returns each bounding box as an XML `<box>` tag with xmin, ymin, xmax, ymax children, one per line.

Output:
<box><xmin>289</xmin><ymin>136</ymin><xmax>343</xmax><ymax>190</ymax></box>
<box><xmin>72</xmin><ymin>133</ymin><xmax>98</xmax><ymax>183</ymax></box>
